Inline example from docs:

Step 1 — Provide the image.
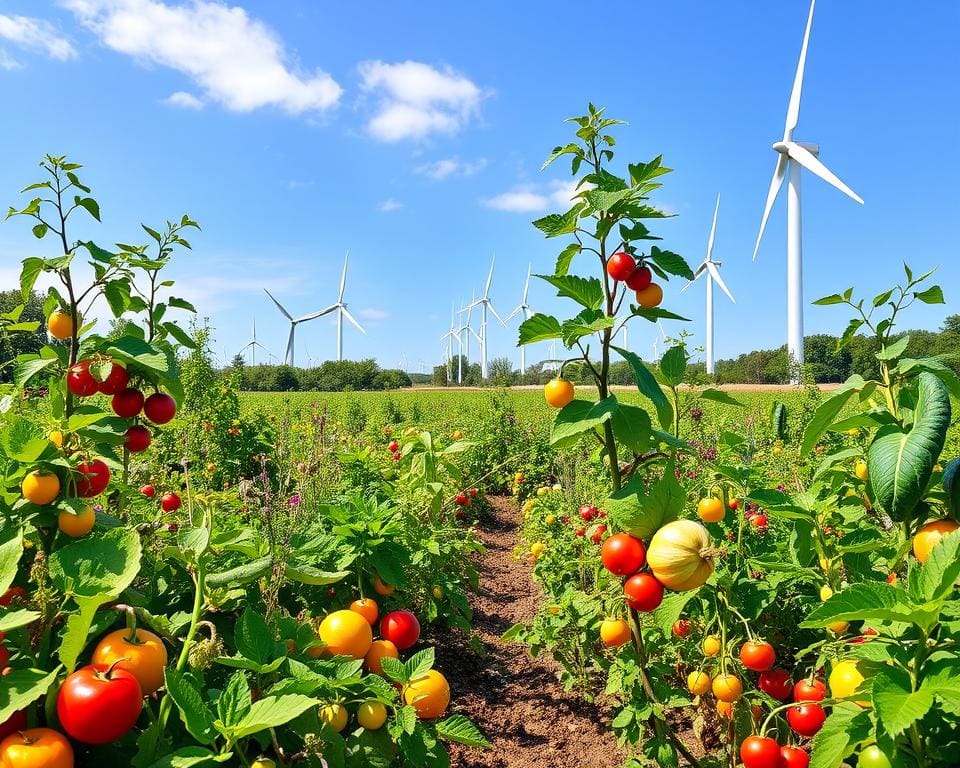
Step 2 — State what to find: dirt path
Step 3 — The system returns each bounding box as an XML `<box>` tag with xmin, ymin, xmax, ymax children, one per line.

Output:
<box><xmin>433</xmin><ymin>496</ymin><xmax>626</xmax><ymax>768</ymax></box>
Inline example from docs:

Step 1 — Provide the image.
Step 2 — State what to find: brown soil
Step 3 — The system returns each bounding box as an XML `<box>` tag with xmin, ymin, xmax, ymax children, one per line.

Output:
<box><xmin>433</xmin><ymin>496</ymin><xmax>627</xmax><ymax>768</ymax></box>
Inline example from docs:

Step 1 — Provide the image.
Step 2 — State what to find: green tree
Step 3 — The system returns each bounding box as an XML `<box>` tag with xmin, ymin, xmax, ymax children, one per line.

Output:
<box><xmin>0</xmin><ymin>289</ymin><xmax>46</xmax><ymax>381</ymax></box>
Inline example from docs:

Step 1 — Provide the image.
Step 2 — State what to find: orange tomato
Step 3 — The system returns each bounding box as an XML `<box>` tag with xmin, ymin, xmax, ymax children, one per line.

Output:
<box><xmin>635</xmin><ymin>283</ymin><xmax>663</xmax><ymax>308</ymax></box>
<box><xmin>403</xmin><ymin>670</ymin><xmax>450</xmax><ymax>719</ymax></box>
<box><xmin>913</xmin><ymin>519</ymin><xmax>959</xmax><ymax>564</ymax></box>
<box><xmin>0</xmin><ymin>728</ymin><xmax>74</xmax><ymax>768</ymax></box>
<box><xmin>21</xmin><ymin>470</ymin><xmax>60</xmax><ymax>505</ymax></box>
<box><xmin>47</xmin><ymin>310</ymin><xmax>75</xmax><ymax>340</ymax></box>
<box><xmin>316</xmin><ymin>610</ymin><xmax>373</xmax><ymax>659</ymax></box>
<box><xmin>716</xmin><ymin>700</ymin><xmax>734</xmax><ymax>719</ymax></box>
<box><xmin>599</xmin><ymin>618</ymin><xmax>631</xmax><ymax>648</ymax></box>
<box><xmin>696</xmin><ymin>497</ymin><xmax>725</xmax><ymax>523</ymax></box>
<box><xmin>543</xmin><ymin>378</ymin><xmax>575</xmax><ymax>408</ymax></box>
<box><xmin>372</xmin><ymin>576</ymin><xmax>395</xmax><ymax>596</ymax></box>
<box><xmin>365</xmin><ymin>639</ymin><xmax>399</xmax><ymax>675</ymax></box>
<box><xmin>712</xmin><ymin>673</ymin><xmax>743</xmax><ymax>703</ymax></box>
<box><xmin>92</xmin><ymin>628</ymin><xmax>168</xmax><ymax>695</ymax></box>
<box><xmin>350</xmin><ymin>598</ymin><xmax>379</xmax><ymax>626</ymax></box>
<box><xmin>58</xmin><ymin>506</ymin><xmax>96</xmax><ymax>538</ymax></box>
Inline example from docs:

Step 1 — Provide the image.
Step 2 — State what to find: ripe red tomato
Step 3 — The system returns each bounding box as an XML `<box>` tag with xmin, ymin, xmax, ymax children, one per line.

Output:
<box><xmin>751</xmin><ymin>514</ymin><xmax>769</xmax><ymax>528</ymax></box>
<box><xmin>672</xmin><ymin>619</ymin><xmax>691</xmax><ymax>638</ymax></box>
<box><xmin>455</xmin><ymin>492</ymin><xmax>468</xmax><ymax>505</ymax></box>
<box><xmin>143</xmin><ymin>393</ymin><xmax>177</xmax><ymax>424</ymax></box>
<box><xmin>67</xmin><ymin>360</ymin><xmax>98</xmax><ymax>397</ymax></box>
<box><xmin>625</xmin><ymin>264</ymin><xmax>652</xmax><ymax>291</ymax></box>
<box><xmin>780</xmin><ymin>746</ymin><xmax>810</xmax><ymax>768</ymax></box>
<box><xmin>161</xmin><ymin>492</ymin><xmax>181</xmax><ymax>512</ymax></box>
<box><xmin>792</xmin><ymin>677</ymin><xmax>827</xmax><ymax>702</ymax></box>
<box><xmin>380</xmin><ymin>610</ymin><xmax>420</xmax><ymax>650</ymax></box>
<box><xmin>623</xmin><ymin>573</ymin><xmax>664</xmax><ymax>612</ymax></box>
<box><xmin>758</xmin><ymin>668</ymin><xmax>793</xmax><ymax>701</ymax></box>
<box><xmin>579</xmin><ymin>504</ymin><xmax>596</xmax><ymax>521</ymax></box>
<box><xmin>0</xmin><ymin>645</ymin><xmax>9</xmax><ymax>668</ymax></box>
<box><xmin>96</xmin><ymin>362</ymin><xmax>129</xmax><ymax>395</ymax></box>
<box><xmin>75</xmin><ymin>459</ymin><xmax>110</xmax><ymax>497</ymax></box>
<box><xmin>0</xmin><ymin>709</ymin><xmax>27</xmax><ymax>741</ymax></box>
<box><xmin>388</xmin><ymin>440</ymin><xmax>399</xmax><ymax>452</ymax></box>
<box><xmin>600</xmin><ymin>533</ymin><xmax>646</xmax><ymax>576</ymax></box>
<box><xmin>739</xmin><ymin>639</ymin><xmax>776</xmax><ymax>672</ymax></box>
<box><xmin>56</xmin><ymin>663</ymin><xmax>143</xmax><ymax>744</ymax></box>
<box><xmin>739</xmin><ymin>735</ymin><xmax>781</xmax><ymax>768</ymax></box>
<box><xmin>125</xmin><ymin>425</ymin><xmax>152</xmax><ymax>453</ymax></box>
<box><xmin>787</xmin><ymin>703</ymin><xmax>827</xmax><ymax>737</ymax></box>
<box><xmin>140</xmin><ymin>484</ymin><xmax>155</xmax><ymax>497</ymax></box>
<box><xmin>606</xmin><ymin>252</ymin><xmax>636</xmax><ymax>282</ymax></box>
<box><xmin>112</xmin><ymin>388</ymin><xmax>145</xmax><ymax>418</ymax></box>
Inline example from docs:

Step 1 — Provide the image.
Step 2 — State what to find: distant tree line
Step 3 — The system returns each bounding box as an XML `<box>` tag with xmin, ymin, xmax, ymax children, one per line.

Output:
<box><xmin>231</xmin><ymin>357</ymin><xmax>412</xmax><ymax>392</ymax></box>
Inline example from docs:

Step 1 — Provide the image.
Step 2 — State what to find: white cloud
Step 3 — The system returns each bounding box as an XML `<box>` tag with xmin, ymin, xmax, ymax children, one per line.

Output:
<box><xmin>378</xmin><ymin>199</ymin><xmax>403</xmax><ymax>212</ymax></box>
<box><xmin>483</xmin><ymin>180</ymin><xmax>582</xmax><ymax>213</ymax></box>
<box><xmin>359</xmin><ymin>60</ymin><xmax>486</xmax><ymax>142</ymax></box>
<box><xmin>415</xmin><ymin>156</ymin><xmax>487</xmax><ymax>181</ymax></box>
<box><xmin>0</xmin><ymin>14</ymin><xmax>76</xmax><ymax>66</ymax></box>
<box><xmin>62</xmin><ymin>0</ymin><xmax>342</xmax><ymax>114</ymax></box>
<box><xmin>358</xmin><ymin>308</ymin><xmax>388</xmax><ymax>321</ymax></box>
<box><xmin>163</xmin><ymin>90</ymin><xmax>203</xmax><ymax>109</ymax></box>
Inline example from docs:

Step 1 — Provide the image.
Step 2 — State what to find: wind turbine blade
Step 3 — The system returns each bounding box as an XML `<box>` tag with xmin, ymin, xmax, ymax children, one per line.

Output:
<box><xmin>680</xmin><ymin>262</ymin><xmax>707</xmax><ymax>293</ymax></box>
<box><xmin>297</xmin><ymin>305</ymin><xmax>337</xmax><ymax>323</ymax></box>
<box><xmin>785</xmin><ymin>0</ymin><xmax>816</xmax><ymax>137</ymax></box>
<box><xmin>484</xmin><ymin>256</ymin><xmax>495</xmax><ymax>297</ymax></box>
<box><xmin>785</xmin><ymin>142</ymin><xmax>864</xmax><ymax>204</ymax></box>
<box><xmin>706</xmin><ymin>193</ymin><xmax>720</xmax><ymax>262</ymax></box>
<box><xmin>341</xmin><ymin>307</ymin><xmax>366</xmax><ymax>334</ymax></box>
<box><xmin>752</xmin><ymin>154</ymin><xmax>789</xmax><ymax>261</ymax></box>
<box><xmin>487</xmin><ymin>301</ymin><xmax>506</xmax><ymax>326</ymax></box>
<box><xmin>522</xmin><ymin>264</ymin><xmax>531</xmax><ymax>302</ymax></box>
<box><xmin>506</xmin><ymin>305</ymin><xmax>522</xmax><ymax>322</ymax></box>
<box><xmin>264</xmin><ymin>289</ymin><xmax>293</xmax><ymax>321</ymax></box>
<box><xmin>338</xmin><ymin>252</ymin><xmax>349</xmax><ymax>301</ymax></box>
<box><xmin>285</xmin><ymin>326</ymin><xmax>295</xmax><ymax>364</ymax></box>
<box><xmin>467</xmin><ymin>299</ymin><xmax>484</xmax><ymax>310</ymax></box>
<box><xmin>706</xmin><ymin>262</ymin><xmax>736</xmax><ymax>304</ymax></box>
<box><xmin>657</xmin><ymin>320</ymin><xmax>667</xmax><ymax>340</ymax></box>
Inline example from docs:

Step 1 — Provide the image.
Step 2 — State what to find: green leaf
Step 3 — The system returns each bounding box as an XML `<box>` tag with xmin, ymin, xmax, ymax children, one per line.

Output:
<box><xmin>550</xmin><ymin>397</ymin><xmax>619</xmax><ymax>449</ymax></box>
<box><xmin>103</xmin><ymin>279</ymin><xmax>132</xmax><ymax>317</ymax></box>
<box><xmin>607</xmin><ymin>469</ymin><xmax>683</xmax><ymax>540</ymax></box>
<box><xmin>405</xmin><ymin>648</ymin><xmax>435</xmax><ymax>682</ymax></box>
<box><xmin>379</xmin><ymin>656</ymin><xmax>408</xmax><ymax>684</ymax></box>
<box><xmin>610</xmin><ymin>403</ymin><xmax>653</xmax><ymax>454</ymax></box>
<box><xmin>584</xmin><ymin>187</ymin><xmax>632</xmax><ymax>213</ymax></box>
<box><xmin>75</xmin><ymin>196</ymin><xmax>101</xmax><ymax>221</ymax></box>
<box><xmin>541</xmin><ymin>143</ymin><xmax>581</xmax><ymax>171</ymax></box>
<box><xmin>229</xmin><ymin>695</ymin><xmax>320</xmax><ymax>739</ymax></box>
<box><xmin>896</xmin><ymin>357</ymin><xmax>960</xmax><ymax>399</ymax></box>
<box><xmin>812</xmin><ymin>293</ymin><xmax>847</xmax><ymax>306</ymax></box>
<box><xmin>800</xmin><ymin>582</ymin><xmax>935</xmax><ymax>630</ymax></box>
<box><xmin>914</xmin><ymin>285</ymin><xmax>945</xmax><ymax>304</ymax></box>
<box><xmin>877</xmin><ymin>335</ymin><xmax>910</xmax><ymax>361</ymax></box>
<box><xmin>58</xmin><ymin>594</ymin><xmax>106</xmax><ymax>672</ymax></box>
<box><xmin>14</xmin><ymin>357</ymin><xmax>57</xmax><ymax>390</ymax></box>
<box><xmin>531</xmin><ymin>205</ymin><xmax>582</xmax><ymax>238</ymax></box>
<box><xmin>612</xmin><ymin>346</ymin><xmax>672</xmax><ymax>431</ymax></box>
<box><xmin>536</xmin><ymin>274</ymin><xmax>603</xmax><ymax>310</ymax></box>
<box><xmin>48</xmin><ymin>527</ymin><xmax>142</xmax><ymax>599</ymax></box>
<box><xmin>554</xmin><ymin>244</ymin><xmax>580</xmax><ymax>276</ymax></box>
<box><xmin>647</xmin><ymin>247</ymin><xmax>693</xmax><ymax>280</ymax></box>
<box><xmin>630</xmin><ymin>306</ymin><xmax>691</xmax><ymax>323</ymax></box>
<box><xmin>698</xmin><ymin>388</ymin><xmax>745</xmax><ymax>407</ymax></box>
<box><xmin>560</xmin><ymin>309</ymin><xmax>614</xmax><ymax>346</ymax></box>
<box><xmin>799</xmin><ymin>376</ymin><xmax>866</xmax><ymax>455</ymax></box>
<box><xmin>147</xmin><ymin>747</ymin><xmax>226</xmax><ymax>768</ymax></box>
<box><xmin>0</xmin><ymin>526</ymin><xmax>22</xmax><ymax>597</ymax></box>
<box><xmin>284</xmin><ymin>563</ymin><xmax>350</xmax><ymax>586</ymax></box>
<box><xmin>164</xmin><ymin>668</ymin><xmax>218</xmax><ymax>744</ymax></box>
<box><xmin>659</xmin><ymin>346</ymin><xmax>686</xmax><ymax>386</ymax></box>
<box><xmin>0</xmin><ymin>667</ymin><xmax>61</xmax><ymax>725</ymax></box>
<box><xmin>436</xmin><ymin>715</ymin><xmax>491</xmax><ymax>748</ymax></box>
<box><xmin>872</xmin><ymin>665</ymin><xmax>935</xmax><ymax>737</ymax></box>
<box><xmin>205</xmin><ymin>556</ymin><xmax>273</xmax><ymax>589</ymax></box>
<box><xmin>919</xmin><ymin>529</ymin><xmax>960</xmax><ymax>602</ymax></box>
<box><xmin>216</xmin><ymin>671</ymin><xmax>252</xmax><ymax>727</ymax></box>
<box><xmin>234</xmin><ymin>608</ymin><xmax>275</xmax><ymax>666</ymax></box>
<box><xmin>868</xmin><ymin>373</ymin><xmax>950</xmax><ymax>521</ymax></box>
<box><xmin>0</xmin><ymin>609</ymin><xmax>40</xmax><ymax>633</ymax></box>
<box><xmin>808</xmin><ymin>704</ymin><xmax>871</xmax><ymax>768</ymax></box>
<box><xmin>107</xmin><ymin>337</ymin><xmax>174</xmax><ymax>377</ymax></box>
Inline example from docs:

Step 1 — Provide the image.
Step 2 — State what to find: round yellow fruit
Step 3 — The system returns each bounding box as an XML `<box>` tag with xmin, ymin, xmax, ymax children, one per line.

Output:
<box><xmin>319</xmin><ymin>703</ymin><xmax>348</xmax><ymax>732</ymax></box>
<box><xmin>357</xmin><ymin>700</ymin><xmax>388</xmax><ymax>730</ymax></box>
<box><xmin>316</xmin><ymin>610</ymin><xmax>373</xmax><ymax>659</ymax></box>
<box><xmin>47</xmin><ymin>309</ymin><xmax>75</xmax><ymax>340</ymax></box>
<box><xmin>58</xmin><ymin>506</ymin><xmax>95</xmax><ymax>538</ymax></box>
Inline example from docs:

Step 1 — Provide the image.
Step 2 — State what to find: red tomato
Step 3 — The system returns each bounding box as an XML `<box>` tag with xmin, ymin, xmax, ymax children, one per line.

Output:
<box><xmin>0</xmin><ymin>709</ymin><xmax>27</xmax><ymax>741</ymax></box>
<box><xmin>672</xmin><ymin>619</ymin><xmax>691</xmax><ymax>638</ymax></box>
<box><xmin>388</xmin><ymin>440</ymin><xmax>399</xmax><ymax>452</ymax></box>
<box><xmin>67</xmin><ymin>360</ymin><xmax>98</xmax><ymax>397</ymax></box>
<box><xmin>729</xmin><ymin>499</ymin><xmax>740</xmax><ymax>511</ymax></box>
<box><xmin>606</xmin><ymin>252</ymin><xmax>636</xmax><ymax>282</ymax></box>
<box><xmin>758</xmin><ymin>668</ymin><xmax>793</xmax><ymax>701</ymax></box>
<box><xmin>161</xmin><ymin>492</ymin><xmax>181</xmax><ymax>512</ymax></box>
<box><xmin>112</xmin><ymin>388</ymin><xmax>145</xmax><ymax>418</ymax></box>
<box><xmin>455</xmin><ymin>492</ymin><xmax>468</xmax><ymax>505</ymax></box>
<box><xmin>739</xmin><ymin>639</ymin><xmax>777</xmax><ymax>672</ymax></box>
<box><xmin>792</xmin><ymin>677</ymin><xmax>827</xmax><ymax>702</ymax></box>
<box><xmin>140</xmin><ymin>484</ymin><xmax>155</xmax><ymax>497</ymax></box>
<box><xmin>578</xmin><ymin>504</ymin><xmax>596</xmax><ymax>521</ymax></box>
<box><xmin>380</xmin><ymin>610</ymin><xmax>420</xmax><ymax>650</ymax></box>
<box><xmin>97</xmin><ymin>362</ymin><xmax>129</xmax><ymax>395</ymax></box>
<box><xmin>787</xmin><ymin>703</ymin><xmax>827</xmax><ymax>737</ymax></box>
<box><xmin>780</xmin><ymin>746</ymin><xmax>810</xmax><ymax>768</ymax></box>
<box><xmin>739</xmin><ymin>735</ymin><xmax>781</xmax><ymax>768</ymax></box>
<box><xmin>751</xmin><ymin>514</ymin><xmax>768</xmax><ymax>528</ymax></box>
<box><xmin>75</xmin><ymin>459</ymin><xmax>110</xmax><ymax>497</ymax></box>
<box><xmin>143</xmin><ymin>393</ymin><xmax>177</xmax><ymax>424</ymax></box>
<box><xmin>623</xmin><ymin>573</ymin><xmax>664</xmax><ymax>612</ymax></box>
<box><xmin>575</xmin><ymin>527</ymin><xmax>586</xmax><ymax>537</ymax></box>
<box><xmin>625</xmin><ymin>264</ymin><xmax>652</xmax><ymax>291</ymax></box>
<box><xmin>125</xmin><ymin>425</ymin><xmax>152</xmax><ymax>453</ymax></box>
<box><xmin>600</xmin><ymin>533</ymin><xmax>646</xmax><ymax>576</ymax></box>
<box><xmin>57</xmin><ymin>663</ymin><xmax>143</xmax><ymax>744</ymax></box>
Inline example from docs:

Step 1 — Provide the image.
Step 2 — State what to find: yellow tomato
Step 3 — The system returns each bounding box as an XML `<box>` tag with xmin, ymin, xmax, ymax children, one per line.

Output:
<box><xmin>702</xmin><ymin>635</ymin><xmax>721</xmax><ymax>657</ymax></box>
<box><xmin>712</xmin><ymin>673</ymin><xmax>743</xmax><ymax>703</ymax></box>
<box><xmin>58</xmin><ymin>506</ymin><xmax>95</xmax><ymax>538</ymax></box>
<box><xmin>49</xmin><ymin>430</ymin><xmax>64</xmax><ymax>448</ymax></box>
<box><xmin>403</xmin><ymin>670</ymin><xmax>450</xmax><ymax>719</ymax></box>
<box><xmin>913</xmin><ymin>519</ymin><xmax>959</xmax><ymax>564</ymax></box>
<box><xmin>316</xmin><ymin>610</ymin><xmax>373</xmax><ymax>659</ymax></box>
<box><xmin>820</xmin><ymin>584</ymin><xmax>834</xmax><ymax>601</ymax></box>
<box><xmin>21</xmin><ymin>470</ymin><xmax>60</xmax><ymax>505</ymax></box>
<box><xmin>635</xmin><ymin>283</ymin><xmax>663</xmax><ymax>308</ymax></box>
<box><xmin>716</xmin><ymin>700</ymin><xmax>734</xmax><ymax>719</ymax></box>
<box><xmin>830</xmin><ymin>660</ymin><xmax>868</xmax><ymax>705</ymax></box>
<box><xmin>828</xmin><ymin>620</ymin><xmax>850</xmax><ymax>635</ymax></box>
<box><xmin>696</xmin><ymin>497</ymin><xmax>725</xmax><ymax>523</ymax></box>
<box><xmin>47</xmin><ymin>310</ymin><xmax>75</xmax><ymax>340</ymax></box>
<box><xmin>544</xmin><ymin>378</ymin><xmax>575</xmax><ymax>408</ymax></box>
<box><xmin>357</xmin><ymin>700</ymin><xmax>388</xmax><ymax>730</ymax></box>
<box><xmin>687</xmin><ymin>670</ymin><xmax>711</xmax><ymax>696</ymax></box>
<box><xmin>854</xmin><ymin>460</ymin><xmax>869</xmax><ymax>482</ymax></box>
<box><xmin>319</xmin><ymin>703</ymin><xmax>348</xmax><ymax>732</ymax></box>
<box><xmin>349</xmin><ymin>598</ymin><xmax>379</xmax><ymax>625</ymax></box>
<box><xmin>432</xmin><ymin>586</ymin><xmax>443</xmax><ymax>599</ymax></box>
<box><xmin>545</xmin><ymin>514</ymin><xmax>556</xmax><ymax>525</ymax></box>
<box><xmin>600</xmin><ymin>618</ymin><xmax>631</xmax><ymax>648</ymax></box>
<box><xmin>530</xmin><ymin>542</ymin><xmax>545</xmax><ymax>557</ymax></box>
<box><xmin>373</xmin><ymin>576</ymin><xmax>395</xmax><ymax>596</ymax></box>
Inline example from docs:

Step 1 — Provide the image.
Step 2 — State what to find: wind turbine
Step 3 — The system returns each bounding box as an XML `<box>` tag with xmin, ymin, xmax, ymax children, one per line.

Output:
<box><xmin>328</xmin><ymin>253</ymin><xmax>366</xmax><ymax>361</ymax></box>
<box><xmin>238</xmin><ymin>319</ymin><xmax>271</xmax><ymax>366</ymax></box>
<box><xmin>440</xmin><ymin>304</ymin><xmax>460</xmax><ymax>383</ymax></box>
<box><xmin>506</xmin><ymin>264</ymin><xmax>534</xmax><ymax>375</ymax></box>
<box><xmin>683</xmin><ymin>194</ymin><xmax>736</xmax><ymax>375</ymax></box>
<box><xmin>467</xmin><ymin>256</ymin><xmax>504</xmax><ymax>379</ymax></box>
<box><xmin>263</xmin><ymin>289</ymin><xmax>334</xmax><ymax>367</ymax></box>
<box><xmin>753</xmin><ymin>0</ymin><xmax>863</xmax><ymax>381</ymax></box>
<box><xmin>652</xmin><ymin>321</ymin><xmax>667</xmax><ymax>363</ymax></box>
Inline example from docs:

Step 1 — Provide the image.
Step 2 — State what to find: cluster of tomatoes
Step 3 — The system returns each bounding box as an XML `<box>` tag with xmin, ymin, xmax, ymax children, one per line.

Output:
<box><xmin>454</xmin><ymin>488</ymin><xmax>479</xmax><ymax>520</ymax></box>
<box><xmin>597</xmin><ymin>533</ymin><xmax>667</xmax><ymax>641</ymax></box>
<box><xmin>0</xmin><ymin>616</ymin><xmax>167</xmax><ymax>765</ymax></box>
<box><xmin>305</xmin><ymin>589</ymin><xmax>451</xmax><ymax>736</ymax></box>
<box><xmin>574</xmin><ymin>503</ymin><xmax>607</xmax><ymax>543</ymax></box>
<box><xmin>606</xmin><ymin>251</ymin><xmax>664</xmax><ymax>309</ymax></box>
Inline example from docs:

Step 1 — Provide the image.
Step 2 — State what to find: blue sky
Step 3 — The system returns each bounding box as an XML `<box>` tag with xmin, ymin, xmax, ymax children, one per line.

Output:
<box><xmin>1</xmin><ymin>1</ymin><xmax>958</xmax><ymax>372</ymax></box>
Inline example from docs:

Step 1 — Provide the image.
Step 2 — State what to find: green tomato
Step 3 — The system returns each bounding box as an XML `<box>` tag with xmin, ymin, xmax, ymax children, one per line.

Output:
<box><xmin>858</xmin><ymin>745</ymin><xmax>892</xmax><ymax>768</ymax></box>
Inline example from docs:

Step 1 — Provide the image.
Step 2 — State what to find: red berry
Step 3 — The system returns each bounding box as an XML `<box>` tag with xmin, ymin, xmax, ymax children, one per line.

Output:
<box><xmin>140</xmin><ymin>484</ymin><xmax>155</xmax><ymax>497</ymax></box>
<box><xmin>161</xmin><ymin>492</ymin><xmax>181</xmax><ymax>512</ymax></box>
<box><xmin>124</xmin><ymin>425</ymin><xmax>151</xmax><ymax>453</ymax></box>
<box><xmin>67</xmin><ymin>360</ymin><xmax>99</xmax><ymax>397</ymax></box>
<box><xmin>672</xmin><ymin>619</ymin><xmax>691</xmax><ymax>638</ymax></box>
<box><xmin>625</xmin><ymin>264</ymin><xmax>652</xmax><ymax>291</ymax></box>
<box><xmin>143</xmin><ymin>393</ymin><xmax>177</xmax><ymax>424</ymax></box>
<box><xmin>623</xmin><ymin>573</ymin><xmax>664</xmax><ymax>612</ymax></box>
<box><xmin>758</xmin><ymin>668</ymin><xmax>793</xmax><ymax>701</ymax></box>
<box><xmin>787</xmin><ymin>703</ymin><xmax>827</xmax><ymax>737</ymax></box>
<box><xmin>606</xmin><ymin>252</ymin><xmax>636</xmax><ymax>282</ymax></box>
<box><xmin>388</xmin><ymin>440</ymin><xmax>399</xmax><ymax>452</ymax></box>
<box><xmin>752</xmin><ymin>514</ymin><xmax>768</xmax><ymax>528</ymax></box>
<box><xmin>75</xmin><ymin>459</ymin><xmax>110</xmax><ymax>497</ymax></box>
<box><xmin>112</xmin><ymin>388</ymin><xmax>145</xmax><ymax>418</ymax></box>
<box><xmin>96</xmin><ymin>362</ymin><xmax>129</xmax><ymax>395</ymax></box>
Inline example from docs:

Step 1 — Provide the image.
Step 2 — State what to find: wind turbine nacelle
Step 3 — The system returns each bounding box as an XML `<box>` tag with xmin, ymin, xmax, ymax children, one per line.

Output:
<box><xmin>773</xmin><ymin>140</ymin><xmax>820</xmax><ymax>157</ymax></box>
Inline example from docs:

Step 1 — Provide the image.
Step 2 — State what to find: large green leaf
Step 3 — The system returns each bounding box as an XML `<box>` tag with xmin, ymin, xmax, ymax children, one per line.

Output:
<box><xmin>647</xmin><ymin>246</ymin><xmax>693</xmax><ymax>280</ymax></box>
<box><xmin>897</xmin><ymin>357</ymin><xmax>960</xmax><ymax>399</ymax></box>
<box><xmin>550</xmin><ymin>397</ymin><xmax>619</xmax><ymax>449</ymax></box>
<box><xmin>613</xmin><ymin>345</ymin><xmax>672</xmax><ymax>431</ymax></box>
<box><xmin>436</xmin><ymin>715</ymin><xmax>491</xmax><ymax>748</ymax></box>
<box><xmin>867</xmin><ymin>372</ymin><xmax>950</xmax><ymax>521</ymax></box>
<box><xmin>610</xmin><ymin>404</ymin><xmax>653</xmax><ymax>454</ymax></box>
<box><xmin>531</xmin><ymin>205</ymin><xmax>582</xmax><ymax>238</ymax></box>
<box><xmin>800</xmin><ymin>582</ymin><xmax>937</xmax><ymax>631</ymax></box>
<box><xmin>165</xmin><ymin>668</ymin><xmax>218</xmax><ymax>744</ymax></box>
<box><xmin>560</xmin><ymin>309</ymin><xmax>614</xmax><ymax>346</ymax></box>
<box><xmin>872</xmin><ymin>666</ymin><xmax>935</xmax><ymax>737</ymax></box>
<box><xmin>48</xmin><ymin>527</ymin><xmax>142</xmax><ymax>599</ymax></box>
<box><xmin>659</xmin><ymin>346</ymin><xmax>686</xmax><ymax>386</ymax></box>
<box><xmin>0</xmin><ymin>525</ymin><xmax>23</xmax><ymax>596</ymax></box>
<box><xmin>808</xmin><ymin>704</ymin><xmax>872</xmax><ymax>768</ymax></box>
<box><xmin>228</xmin><ymin>694</ymin><xmax>320</xmax><ymax>739</ymax></box>
<box><xmin>606</xmin><ymin>469</ymin><xmax>683</xmax><ymax>540</ymax></box>
<box><xmin>800</xmin><ymin>376</ymin><xmax>868</xmax><ymax>456</ymax></box>
<box><xmin>0</xmin><ymin>667</ymin><xmax>61</xmax><ymax>725</ymax></box>
<box><xmin>536</xmin><ymin>274</ymin><xmax>603</xmax><ymax>310</ymax></box>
